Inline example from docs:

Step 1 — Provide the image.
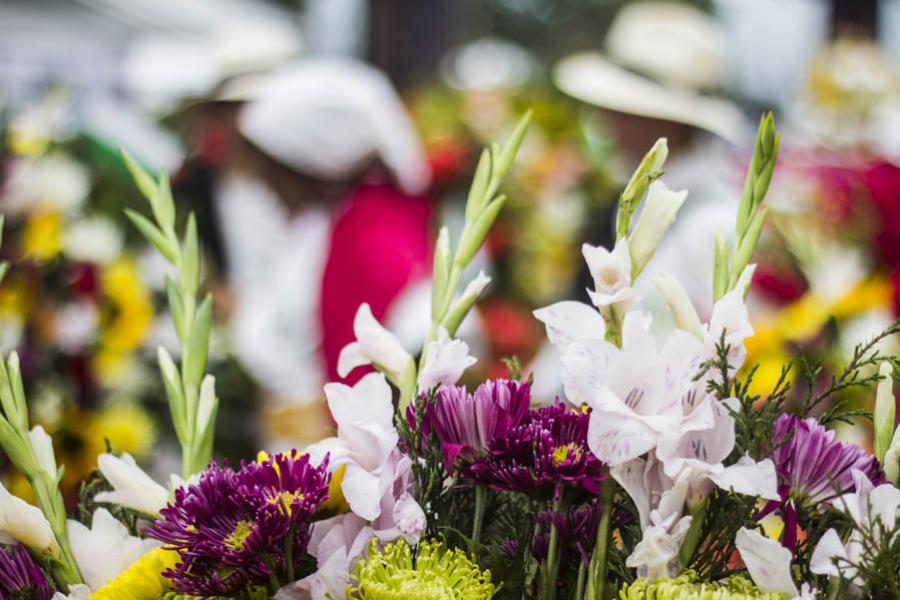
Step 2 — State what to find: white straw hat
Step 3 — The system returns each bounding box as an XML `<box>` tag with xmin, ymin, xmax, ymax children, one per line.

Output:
<box><xmin>554</xmin><ymin>1</ymin><xmax>749</xmax><ymax>143</ymax></box>
<box><xmin>238</xmin><ymin>58</ymin><xmax>431</xmax><ymax>195</ymax></box>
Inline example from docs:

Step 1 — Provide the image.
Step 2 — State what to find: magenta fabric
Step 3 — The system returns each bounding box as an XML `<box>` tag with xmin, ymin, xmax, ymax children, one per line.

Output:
<box><xmin>319</xmin><ymin>183</ymin><xmax>432</xmax><ymax>383</ymax></box>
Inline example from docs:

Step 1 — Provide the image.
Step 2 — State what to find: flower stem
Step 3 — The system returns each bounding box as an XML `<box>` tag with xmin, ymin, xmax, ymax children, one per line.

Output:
<box><xmin>472</xmin><ymin>485</ymin><xmax>487</xmax><ymax>544</ymax></box>
<box><xmin>284</xmin><ymin>525</ymin><xmax>296</xmax><ymax>584</ymax></box>
<box><xmin>678</xmin><ymin>499</ymin><xmax>707</xmax><ymax>568</ymax></box>
<box><xmin>543</xmin><ymin>491</ymin><xmax>562</xmax><ymax>600</ymax></box>
<box><xmin>575</xmin><ymin>559</ymin><xmax>587</xmax><ymax>600</ymax></box>
<box><xmin>262</xmin><ymin>555</ymin><xmax>281</xmax><ymax>594</ymax></box>
<box><xmin>586</xmin><ymin>478</ymin><xmax>614</xmax><ymax>600</ymax></box>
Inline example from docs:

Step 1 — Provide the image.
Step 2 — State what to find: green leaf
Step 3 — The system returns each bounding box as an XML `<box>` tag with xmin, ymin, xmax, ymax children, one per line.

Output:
<box><xmin>7</xmin><ymin>353</ymin><xmax>29</xmax><ymax>432</ymax></box>
<box><xmin>713</xmin><ymin>232</ymin><xmax>729</xmax><ymax>302</ymax></box>
<box><xmin>616</xmin><ymin>138</ymin><xmax>668</xmax><ymax>240</ymax></box>
<box><xmin>125</xmin><ymin>210</ymin><xmax>177</xmax><ymax>263</ymax></box>
<box><xmin>158</xmin><ymin>347</ymin><xmax>188</xmax><ymax>445</ymax></box>
<box><xmin>180</xmin><ymin>214</ymin><xmax>200</xmax><ymax>295</ymax></box>
<box><xmin>729</xmin><ymin>207</ymin><xmax>769</xmax><ymax>290</ymax></box>
<box><xmin>455</xmin><ymin>196</ymin><xmax>506</xmax><ymax>268</ymax></box>
<box><xmin>182</xmin><ymin>295</ymin><xmax>212</xmax><ymax>390</ymax></box>
<box><xmin>494</xmin><ymin>110</ymin><xmax>533</xmax><ymax>180</ymax></box>
<box><xmin>166</xmin><ymin>277</ymin><xmax>188</xmax><ymax>342</ymax></box>
<box><xmin>465</xmin><ymin>149</ymin><xmax>492</xmax><ymax>222</ymax></box>
<box><xmin>121</xmin><ymin>149</ymin><xmax>158</xmax><ymax>202</ymax></box>
<box><xmin>154</xmin><ymin>170</ymin><xmax>176</xmax><ymax>229</ymax></box>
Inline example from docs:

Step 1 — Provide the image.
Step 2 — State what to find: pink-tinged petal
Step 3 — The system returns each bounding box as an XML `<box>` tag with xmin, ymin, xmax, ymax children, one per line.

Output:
<box><xmin>611</xmin><ymin>458</ymin><xmax>651</xmax><ymax>529</ymax></box>
<box><xmin>809</xmin><ymin>528</ymin><xmax>848</xmax><ymax>578</ymax></box>
<box><xmin>735</xmin><ymin>528</ymin><xmax>800</xmax><ymax>597</ymax></box>
<box><xmin>341</xmin><ymin>464</ymin><xmax>384</xmax><ymax>521</ymax></box>
<box><xmin>534</xmin><ymin>301</ymin><xmax>606</xmax><ymax>352</ymax></box>
<box><xmin>392</xmin><ymin>492</ymin><xmax>426</xmax><ymax>544</ymax></box>
<box><xmin>711</xmin><ymin>456</ymin><xmax>779</xmax><ymax>501</ymax></box>
<box><xmin>588</xmin><ymin>408</ymin><xmax>657</xmax><ymax>466</ymax></box>
<box><xmin>325</xmin><ymin>373</ymin><xmax>395</xmax><ymax>438</ymax></box>
<box><xmin>418</xmin><ymin>329</ymin><xmax>476</xmax><ymax>390</ymax></box>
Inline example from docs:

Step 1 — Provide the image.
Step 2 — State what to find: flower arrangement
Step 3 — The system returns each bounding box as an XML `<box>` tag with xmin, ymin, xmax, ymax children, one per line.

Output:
<box><xmin>1</xmin><ymin>110</ymin><xmax>899</xmax><ymax>600</ymax></box>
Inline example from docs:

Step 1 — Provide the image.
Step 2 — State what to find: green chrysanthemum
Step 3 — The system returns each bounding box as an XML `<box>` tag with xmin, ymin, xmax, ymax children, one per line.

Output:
<box><xmin>347</xmin><ymin>537</ymin><xmax>497</xmax><ymax>599</ymax></box>
<box><xmin>620</xmin><ymin>571</ymin><xmax>788</xmax><ymax>600</ymax></box>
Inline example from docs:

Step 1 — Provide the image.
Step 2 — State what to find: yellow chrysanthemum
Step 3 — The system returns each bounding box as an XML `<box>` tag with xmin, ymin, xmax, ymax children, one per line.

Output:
<box><xmin>22</xmin><ymin>210</ymin><xmax>63</xmax><ymax>260</ymax></box>
<box><xmin>91</xmin><ymin>547</ymin><xmax>179</xmax><ymax>600</ymax></box>
<box><xmin>98</xmin><ymin>257</ymin><xmax>153</xmax><ymax>354</ymax></box>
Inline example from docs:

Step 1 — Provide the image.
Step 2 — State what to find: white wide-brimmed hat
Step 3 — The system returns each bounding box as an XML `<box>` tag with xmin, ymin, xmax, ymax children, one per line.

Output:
<box><xmin>238</xmin><ymin>58</ymin><xmax>431</xmax><ymax>195</ymax></box>
<box><xmin>554</xmin><ymin>1</ymin><xmax>749</xmax><ymax>143</ymax></box>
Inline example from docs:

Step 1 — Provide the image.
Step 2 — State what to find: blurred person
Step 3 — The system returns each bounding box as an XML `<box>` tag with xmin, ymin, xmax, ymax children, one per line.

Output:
<box><xmin>216</xmin><ymin>58</ymin><xmax>432</xmax><ymax>449</ymax></box>
<box><xmin>553</xmin><ymin>0</ymin><xmax>750</xmax><ymax>322</ymax></box>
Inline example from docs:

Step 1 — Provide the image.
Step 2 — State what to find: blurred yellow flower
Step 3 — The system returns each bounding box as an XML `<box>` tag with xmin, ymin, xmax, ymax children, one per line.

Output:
<box><xmin>22</xmin><ymin>210</ymin><xmax>62</xmax><ymax>261</ymax></box>
<box><xmin>0</xmin><ymin>277</ymin><xmax>31</xmax><ymax>320</ymax></box>
<box><xmin>99</xmin><ymin>257</ymin><xmax>153</xmax><ymax>353</ymax></box>
<box><xmin>86</xmin><ymin>403</ymin><xmax>157</xmax><ymax>461</ymax></box>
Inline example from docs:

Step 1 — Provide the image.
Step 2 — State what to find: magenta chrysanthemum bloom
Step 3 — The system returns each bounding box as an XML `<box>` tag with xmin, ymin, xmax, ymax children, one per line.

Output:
<box><xmin>467</xmin><ymin>402</ymin><xmax>605</xmax><ymax>497</ymax></box>
<box><xmin>427</xmin><ymin>379</ymin><xmax>531</xmax><ymax>472</ymax></box>
<box><xmin>0</xmin><ymin>543</ymin><xmax>54</xmax><ymax>600</ymax></box>
<box><xmin>146</xmin><ymin>452</ymin><xmax>330</xmax><ymax>596</ymax></box>
<box><xmin>757</xmin><ymin>414</ymin><xmax>884</xmax><ymax>552</ymax></box>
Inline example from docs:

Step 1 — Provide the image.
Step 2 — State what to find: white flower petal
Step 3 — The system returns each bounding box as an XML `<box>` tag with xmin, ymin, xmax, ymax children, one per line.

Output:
<box><xmin>341</xmin><ymin>464</ymin><xmax>385</xmax><ymax>521</ymax></box>
<box><xmin>533</xmin><ymin>301</ymin><xmax>606</xmax><ymax>352</ymax></box>
<box><xmin>735</xmin><ymin>528</ymin><xmax>800</xmax><ymax>597</ymax></box>
<box><xmin>0</xmin><ymin>482</ymin><xmax>57</xmax><ymax>555</ymax></box>
<box><xmin>68</xmin><ymin>509</ymin><xmax>159</xmax><ymax>591</ymax></box>
<box><xmin>710</xmin><ymin>456</ymin><xmax>779</xmax><ymax>501</ymax></box>
<box><xmin>628</xmin><ymin>180</ymin><xmax>688</xmax><ymax>276</ymax></box>
<box><xmin>94</xmin><ymin>453</ymin><xmax>170</xmax><ymax>516</ymax></box>
<box><xmin>809</xmin><ymin>528</ymin><xmax>848</xmax><ymax>578</ymax></box>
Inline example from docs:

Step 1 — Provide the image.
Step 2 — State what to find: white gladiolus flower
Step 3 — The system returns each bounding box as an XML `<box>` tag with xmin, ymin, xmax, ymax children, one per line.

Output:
<box><xmin>94</xmin><ymin>453</ymin><xmax>170</xmax><ymax>516</ymax></box>
<box><xmin>0</xmin><ymin>481</ymin><xmax>58</xmax><ymax>556</ymax></box>
<box><xmin>417</xmin><ymin>328</ymin><xmax>476</xmax><ymax>391</ymax></box>
<box><xmin>583</xmin><ymin>239</ymin><xmax>640</xmax><ymax>314</ymax></box>
<box><xmin>4</xmin><ymin>154</ymin><xmax>89</xmax><ymax>215</ymax></box>
<box><xmin>338</xmin><ymin>303</ymin><xmax>413</xmax><ymax>380</ymax></box>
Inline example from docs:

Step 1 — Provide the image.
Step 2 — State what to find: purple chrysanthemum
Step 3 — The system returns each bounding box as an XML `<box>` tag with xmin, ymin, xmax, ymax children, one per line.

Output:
<box><xmin>0</xmin><ymin>543</ymin><xmax>54</xmax><ymax>600</ymax></box>
<box><xmin>757</xmin><ymin>414</ymin><xmax>884</xmax><ymax>552</ymax></box>
<box><xmin>467</xmin><ymin>402</ymin><xmax>605</xmax><ymax>497</ymax></box>
<box><xmin>771</xmin><ymin>414</ymin><xmax>883</xmax><ymax>504</ymax></box>
<box><xmin>146</xmin><ymin>451</ymin><xmax>330</xmax><ymax>596</ymax></box>
<box><xmin>425</xmin><ymin>379</ymin><xmax>531</xmax><ymax>472</ymax></box>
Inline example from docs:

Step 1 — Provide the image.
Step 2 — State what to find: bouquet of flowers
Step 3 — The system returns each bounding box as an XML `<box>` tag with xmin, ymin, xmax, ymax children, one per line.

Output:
<box><xmin>1</xmin><ymin>111</ymin><xmax>899</xmax><ymax>600</ymax></box>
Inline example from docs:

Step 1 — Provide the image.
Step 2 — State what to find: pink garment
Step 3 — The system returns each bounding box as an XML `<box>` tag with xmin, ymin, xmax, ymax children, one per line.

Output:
<box><xmin>319</xmin><ymin>183</ymin><xmax>432</xmax><ymax>383</ymax></box>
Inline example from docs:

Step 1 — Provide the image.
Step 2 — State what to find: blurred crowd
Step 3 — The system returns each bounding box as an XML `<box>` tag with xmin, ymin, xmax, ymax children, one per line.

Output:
<box><xmin>1</xmin><ymin>0</ymin><xmax>899</xmax><ymax>492</ymax></box>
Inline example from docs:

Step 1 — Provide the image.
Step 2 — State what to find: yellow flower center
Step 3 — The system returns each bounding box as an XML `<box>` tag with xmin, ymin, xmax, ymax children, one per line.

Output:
<box><xmin>224</xmin><ymin>520</ymin><xmax>254</xmax><ymax>552</ymax></box>
<box><xmin>552</xmin><ymin>443</ymin><xmax>580</xmax><ymax>466</ymax></box>
<box><xmin>268</xmin><ymin>490</ymin><xmax>305</xmax><ymax>515</ymax></box>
